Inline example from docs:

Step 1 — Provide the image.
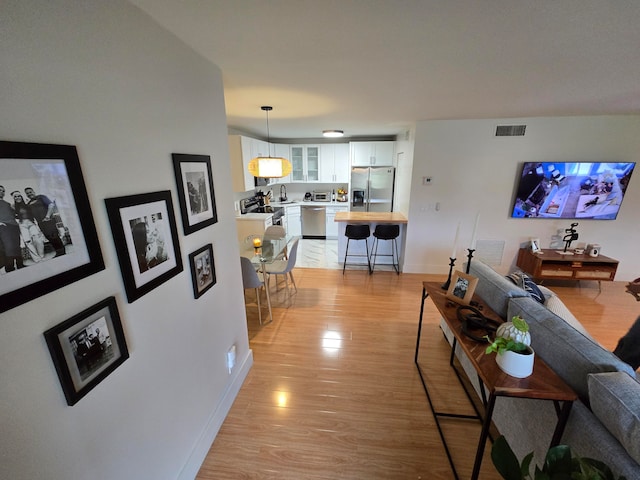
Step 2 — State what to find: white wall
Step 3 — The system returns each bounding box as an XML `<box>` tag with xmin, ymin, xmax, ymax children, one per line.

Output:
<box><xmin>1</xmin><ymin>2</ymin><xmax>251</xmax><ymax>479</ymax></box>
<box><xmin>404</xmin><ymin>116</ymin><xmax>640</xmax><ymax>280</ymax></box>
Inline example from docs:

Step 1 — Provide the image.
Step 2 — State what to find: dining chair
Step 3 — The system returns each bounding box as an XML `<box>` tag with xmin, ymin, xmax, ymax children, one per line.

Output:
<box><xmin>264</xmin><ymin>225</ymin><xmax>287</xmax><ymax>259</ymax></box>
<box><xmin>240</xmin><ymin>256</ymin><xmax>271</xmax><ymax>325</ymax></box>
<box><xmin>264</xmin><ymin>237</ymin><xmax>299</xmax><ymax>304</ymax></box>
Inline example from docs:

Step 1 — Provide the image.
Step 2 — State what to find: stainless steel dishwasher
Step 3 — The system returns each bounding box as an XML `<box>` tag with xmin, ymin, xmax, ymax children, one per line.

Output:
<box><xmin>301</xmin><ymin>205</ymin><xmax>326</xmax><ymax>239</ymax></box>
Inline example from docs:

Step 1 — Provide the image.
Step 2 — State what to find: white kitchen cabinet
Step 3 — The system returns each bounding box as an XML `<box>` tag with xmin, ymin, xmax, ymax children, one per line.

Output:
<box><xmin>285</xmin><ymin>205</ymin><xmax>301</xmax><ymax>237</ymax></box>
<box><xmin>236</xmin><ymin>215</ymin><xmax>273</xmax><ymax>245</ymax></box>
<box><xmin>320</xmin><ymin>143</ymin><xmax>350</xmax><ymax>183</ymax></box>
<box><xmin>350</xmin><ymin>141</ymin><xmax>395</xmax><ymax>166</ymax></box>
<box><xmin>325</xmin><ymin>205</ymin><xmax>349</xmax><ymax>238</ymax></box>
<box><xmin>230</xmin><ymin>135</ymin><xmax>286</xmax><ymax>191</ymax></box>
<box><xmin>269</xmin><ymin>143</ymin><xmax>292</xmax><ymax>184</ymax></box>
<box><xmin>290</xmin><ymin>145</ymin><xmax>320</xmax><ymax>182</ymax></box>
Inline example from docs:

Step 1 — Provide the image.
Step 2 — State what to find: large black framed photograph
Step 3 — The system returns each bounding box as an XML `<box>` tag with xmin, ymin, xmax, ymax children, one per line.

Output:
<box><xmin>105</xmin><ymin>191</ymin><xmax>183</xmax><ymax>303</ymax></box>
<box><xmin>0</xmin><ymin>141</ymin><xmax>104</xmax><ymax>314</ymax></box>
<box><xmin>172</xmin><ymin>153</ymin><xmax>217</xmax><ymax>235</ymax></box>
<box><xmin>44</xmin><ymin>296</ymin><xmax>129</xmax><ymax>406</ymax></box>
<box><xmin>189</xmin><ymin>243</ymin><xmax>216</xmax><ymax>299</ymax></box>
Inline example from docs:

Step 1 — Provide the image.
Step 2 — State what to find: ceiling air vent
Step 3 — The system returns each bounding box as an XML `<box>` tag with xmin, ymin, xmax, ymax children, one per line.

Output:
<box><xmin>496</xmin><ymin>125</ymin><xmax>526</xmax><ymax>136</ymax></box>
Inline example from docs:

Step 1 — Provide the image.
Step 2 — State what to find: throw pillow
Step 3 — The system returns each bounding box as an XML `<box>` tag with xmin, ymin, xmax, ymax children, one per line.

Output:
<box><xmin>506</xmin><ymin>271</ymin><xmax>545</xmax><ymax>304</ymax></box>
<box><xmin>588</xmin><ymin>372</ymin><xmax>640</xmax><ymax>465</ymax></box>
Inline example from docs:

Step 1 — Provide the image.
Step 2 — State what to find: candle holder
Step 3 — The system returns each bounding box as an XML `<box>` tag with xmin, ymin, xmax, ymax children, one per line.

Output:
<box><xmin>441</xmin><ymin>257</ymin><xmax>456</xmax><ymax>290</ymax></box>
<box><xmin>465</xmin><ymin>248</ymin><xmax>475</xmax><ymax>274</ymax></box>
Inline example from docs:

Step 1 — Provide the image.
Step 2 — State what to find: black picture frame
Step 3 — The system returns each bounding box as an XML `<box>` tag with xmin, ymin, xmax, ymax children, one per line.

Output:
<box><xmin>188</xmin><ymin>243</ymin><xmax>216</xmax><ymax>299</ymax></box>
<box><xmin>171</xmin><ymin>153</ymin><xmax>217</xmax><ymax>235</ymax></box>
<box><xmin>0</xmin><ymin>141</ymin><xmax>104</xmax><ymax>314</ymax></box>
<box><xmin>105</xmin><ymin>191</ymin><xmax>183</xmax><ymax>303</ymax></box>
<box><xmin>44</xmin><ymin>296</ymin><xmax>129</xmax><ymax>406</ymax></box>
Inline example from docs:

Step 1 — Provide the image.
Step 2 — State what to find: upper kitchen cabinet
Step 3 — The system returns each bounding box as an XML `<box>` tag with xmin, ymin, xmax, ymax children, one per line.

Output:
<box><xmin>320</xmin><ymin>143</ymin><xmax>350</xmax><ymax>183</ymax></box>
<box><xmin>290</xmin><ymin>145</ymin><xmax>320</xmax><ymax>182</ymax></box>
<box><xmin>269</xmin><ymin>143</ymin><xmax>292</xmax><ymax>184</ymax></box>
<box><xmin>350</xmin><ymin>141</ymin><xmax>395</xmax><ymax>166</ymax></box>
<box><xmin>229</xmin><ymin>135</ymin><xmax>274</xmax><ymax>192</ymax></box>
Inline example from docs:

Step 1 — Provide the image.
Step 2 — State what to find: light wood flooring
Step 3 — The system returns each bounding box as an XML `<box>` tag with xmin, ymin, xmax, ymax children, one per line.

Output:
<box><xmin>197</xmin><ymin>268</ymin><xmax>638</xmax><ymax>480</ymax></box>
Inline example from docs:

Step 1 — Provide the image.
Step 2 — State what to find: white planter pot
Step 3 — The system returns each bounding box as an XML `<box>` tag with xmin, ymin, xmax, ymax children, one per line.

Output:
<box><xmin>495</xmin><ymin>347</ymin><xmax>535</xmax><ymax>378</ymax></box>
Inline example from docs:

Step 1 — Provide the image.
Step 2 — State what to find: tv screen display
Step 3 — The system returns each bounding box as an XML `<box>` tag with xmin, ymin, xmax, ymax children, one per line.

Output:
<box><xmin>511</xmin><ymin>162</ymin><xmax>635</xmax><ymax>219</ymax></box>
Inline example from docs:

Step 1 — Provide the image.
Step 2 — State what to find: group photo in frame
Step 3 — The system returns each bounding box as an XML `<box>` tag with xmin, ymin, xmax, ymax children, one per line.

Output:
<box><xmin>188</xmin><ymin>243</ymin><xmax>216</xmax><ymax>299</ymax></box>
<box><xmin>446</xmin><ymin>270</ymin><xmax>479</xmax><ymax>306</ymax></box>
<box><xmin>0</xmin><ymin>141</ymin><xmax>104</xmax><ymax>314</ymax></box>
<box><xmin>44</xmin><ymin>296</ymin><xmax>129</xmax><ymax>406</ymax></box>
<box><xmin>105</xmin><ymin>190</ymin><xmax>183</xmax><ymax>303</ymax></box>
<box><xmin>172</xmin><ymin>153</ymin><xmax>217</xmax><ymax>235</ymax></box>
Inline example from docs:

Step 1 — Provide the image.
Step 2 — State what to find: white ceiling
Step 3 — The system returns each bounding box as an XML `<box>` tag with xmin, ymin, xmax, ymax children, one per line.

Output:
<box><xmin>130</xmin><ymin>0</ymin><xmax>640</xmax><ymax>140</ymax></box>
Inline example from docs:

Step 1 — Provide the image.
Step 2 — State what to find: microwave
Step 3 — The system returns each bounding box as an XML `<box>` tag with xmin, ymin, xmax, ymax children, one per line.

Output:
<box><xmin>312</xmin><ymin>191</ymin><xmax>330</xmax><ymax>202</ymax></box>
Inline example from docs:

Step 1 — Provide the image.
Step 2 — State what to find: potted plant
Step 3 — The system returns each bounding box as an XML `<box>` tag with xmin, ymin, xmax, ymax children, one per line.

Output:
<box><xmin>491</xmin><ymin>434</ymin><xmax>626</xmax><ymax>480</ymax></box>
<box><xmin>485</xmin><ymin>315</ymin><xmax>535</xmax><ymax>378</ymax></box>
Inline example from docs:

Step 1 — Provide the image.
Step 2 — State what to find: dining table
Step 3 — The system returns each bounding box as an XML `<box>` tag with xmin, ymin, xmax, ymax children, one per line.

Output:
<box><xmin>240</xmin><ymin>234</ymin><xmax>296</xmax><ymax>322</ymax></box>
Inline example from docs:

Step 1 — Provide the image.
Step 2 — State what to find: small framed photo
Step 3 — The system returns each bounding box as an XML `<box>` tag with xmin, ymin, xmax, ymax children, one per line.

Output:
<box><xmin>172</xmin><ymin>153</ymin><xmax>218</xmax><ymax>235</ymax></box>
<box><xmin>44</xmin><ymin>297</ymin><xmax>129</xmax><ymax>406</ymax></box>
<box><xmin>0</xmin><ymin>141</ymin><xmax>105</xmax><ymax>314</ymax></box>
<box><xmin>105</xmin><ymin>191</ymin><xmax>183</xmax><ymax>303</ymax></box>
<box><xmin>188</xmin><ymin>243</ymin><xmax>216</xmax><ymax>299</ymax></box>
<box><xmin>446</xmin><ymin>270</ymin><xmax>479</xmax><ymax>306</ymax></box>
<box><xmin>530</xmin><ymin>237</ymin><xmax>542</xmax><ymax>253</ymax></box>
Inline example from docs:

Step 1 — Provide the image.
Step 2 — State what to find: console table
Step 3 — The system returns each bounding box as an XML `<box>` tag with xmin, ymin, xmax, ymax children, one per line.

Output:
<box><xmin>415</xmin><ymin>282</ymin><xmax>576</xmax><ymax>480</ymax></box>
<box><xmin>516</xmin><ymin>248</ymin><xmax>619</xmax><ymax>284</ymax></box>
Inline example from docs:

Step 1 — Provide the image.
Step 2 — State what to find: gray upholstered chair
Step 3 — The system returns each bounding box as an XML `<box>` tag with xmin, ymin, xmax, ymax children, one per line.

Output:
<box><xmin>240</xmin><ymin>256</ymin><xmax>271</xmax><ymax>324</ymax></box>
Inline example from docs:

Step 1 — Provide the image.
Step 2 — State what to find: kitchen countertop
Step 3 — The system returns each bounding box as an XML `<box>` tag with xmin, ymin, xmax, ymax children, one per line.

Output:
<box><xmin>236</xmin><ymin>212</ymin><xmax>274</xmax><ymax>220</ymax></box>
<box><xmin>334</xmin><ymin>212</ymin><xmax>408</xmax><ymax>224</ymax></box>
<box><xmin>270</xmin><ymin>200</ymin><xmax>350</xmax><ymax>207</ymax></box>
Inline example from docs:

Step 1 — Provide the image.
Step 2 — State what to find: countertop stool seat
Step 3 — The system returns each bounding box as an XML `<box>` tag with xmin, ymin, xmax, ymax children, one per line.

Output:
<box><xmin>371</xmin><ymin>224</ymin><xmax>400</xmax><ymax>274</ymax></box>
<box><xmin>343</xmin><ymin>224</ymin><xmax>371</xmax><ymax>274</ymax></box>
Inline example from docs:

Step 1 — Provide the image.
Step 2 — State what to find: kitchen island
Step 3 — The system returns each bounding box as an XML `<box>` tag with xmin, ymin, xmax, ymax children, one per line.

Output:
<box><xmin>334</xmin><ymin>212</ymin><xmax>408</xmax><ymax>272</ymax></box>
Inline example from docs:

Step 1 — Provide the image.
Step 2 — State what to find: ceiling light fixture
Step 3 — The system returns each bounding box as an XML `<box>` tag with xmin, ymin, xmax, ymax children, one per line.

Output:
<box><xmin>322</xmin><ymin>129</ymin><xmax>344</xmax><ymax>138</ymax></box>
<box><xmin>247</xmin><ymin>106</ymin><xmax>292</xmax><ymax>178</ymax></box>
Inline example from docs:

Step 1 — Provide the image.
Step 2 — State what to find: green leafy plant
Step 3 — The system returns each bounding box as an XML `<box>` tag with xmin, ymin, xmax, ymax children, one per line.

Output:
<box><xmin>485</xmin><ymin>316</ymin><xmax>531</xmax><ymax>355</ymax></box>
<box><xmin>491</xmin><ymin>435</ymin><xmax>626</xmax><ymax>480</ymax></box>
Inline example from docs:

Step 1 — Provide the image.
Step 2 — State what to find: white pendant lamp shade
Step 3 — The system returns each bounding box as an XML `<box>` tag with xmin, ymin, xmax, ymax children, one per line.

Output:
<box><xmin>249</xmin><ymin>106</ymin><xmax>292</xmax><ymax>178</ymax></box>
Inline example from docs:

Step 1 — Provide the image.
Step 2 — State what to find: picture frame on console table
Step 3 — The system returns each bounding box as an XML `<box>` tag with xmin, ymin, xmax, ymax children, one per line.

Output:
<box><xmin>530</xmin><ymin>237</ymin><xmax>542</xmax><ymax>254</ymax></box>
<box><xmin>446</xmin><ymin>270</ymin><xmax>478</xmax><ymax>306</ymax></box>
<box><xmin>0</xmin><ymin>141</ymin><xmax>105</xmax><ymax>314</ymax></box>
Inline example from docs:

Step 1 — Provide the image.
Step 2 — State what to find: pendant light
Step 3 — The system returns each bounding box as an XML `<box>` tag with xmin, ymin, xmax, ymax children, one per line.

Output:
<box><xmin>247</xmin><ymin>106</ymin><xmax>292</xmax><ymax>178</ymax></box>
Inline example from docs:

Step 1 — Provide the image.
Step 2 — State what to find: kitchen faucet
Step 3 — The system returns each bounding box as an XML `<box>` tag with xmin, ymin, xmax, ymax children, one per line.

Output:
<box><xmin>279</xmin><ymin>184</ymin><xmax>287</xmax><ymax>201</ymax></box>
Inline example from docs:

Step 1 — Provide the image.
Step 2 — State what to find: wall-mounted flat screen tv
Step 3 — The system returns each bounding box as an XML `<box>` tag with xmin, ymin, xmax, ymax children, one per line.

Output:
<box><xmin>511</xmin><ymin>162</ymin><xmax>635</xmax><ymax>219</ymax></box>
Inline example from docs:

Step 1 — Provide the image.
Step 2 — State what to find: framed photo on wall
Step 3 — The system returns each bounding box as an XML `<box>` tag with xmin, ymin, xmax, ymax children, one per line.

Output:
<box><xmin>172</xmin><ymin>153</ymin><xmax>217</xmax><ymax>235</ymax></box>
<box><xmin>0</xmin><ymin>141</ymin><xmax>104</xmax><ymax>314</ymax></box>
<box><xmin>105</xmin><ymin>191</ymin><xmax>183</xmax><ymax>303</ymax></box>
<box><xmin>446</xmin><ymin>270</ymin><xmax>479</xmax><ymax>306</ymax></box>
<box><xmin>188</xmin><ymin>243</ymin><xmax>216</xmax><ymax>299</ymax></box>
<box><xmin>44</xmin><ymin>296</ymin><xmax>129</xmax><ymax>406</ymax></box>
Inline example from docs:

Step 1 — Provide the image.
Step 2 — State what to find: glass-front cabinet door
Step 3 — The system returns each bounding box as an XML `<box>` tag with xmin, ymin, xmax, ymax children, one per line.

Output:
<box><xmin>290</xmin><ymin>145</ymin><xmax>320</xmax><ymax>182</ymax></box>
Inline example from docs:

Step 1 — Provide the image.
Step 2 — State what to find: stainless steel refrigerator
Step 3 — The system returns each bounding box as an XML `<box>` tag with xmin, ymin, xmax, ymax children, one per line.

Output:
<box><xmin>350</xmin><ymin>166</ymin><xmax>395</xmax><ymax>212</ymax></box>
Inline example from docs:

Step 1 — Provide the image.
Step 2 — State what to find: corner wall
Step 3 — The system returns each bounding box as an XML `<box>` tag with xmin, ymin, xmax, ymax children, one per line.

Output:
<box><xmin>1</xmin><ymin>2</ymin><xmax>250</xmax><ymax>479</ymax></box>
<box><xmin>404</xmin><ymin>116</ymin><xmax>640</xmax><ymax>280</ymax></box>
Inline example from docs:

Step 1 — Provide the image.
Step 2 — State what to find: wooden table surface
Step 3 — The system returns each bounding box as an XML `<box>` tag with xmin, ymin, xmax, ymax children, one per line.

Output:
<box><xmin>334</xmin><ymin>211</ymin><xmax>408</xmax><ymax>223</ymax></box>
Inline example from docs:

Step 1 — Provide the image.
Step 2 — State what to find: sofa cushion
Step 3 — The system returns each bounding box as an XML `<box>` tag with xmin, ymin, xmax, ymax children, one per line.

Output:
<box><xmin>467</xmin><ymin>261</ymin><xmax>530</xmax><ymax>318</ymax></box>
<box><xmin>508</xmin><ymin>297</ymin><xmax>637</xmax><ymax>401</ymax></box>
<box><xmin>588</xmin><ymin>372</ymin><xmax>640</xmax><ymax>465</ymax></box>
<box><xmin>506</xmin><ymin>271</ymin><xmax>545</xmax><ymax>304</ymax></box>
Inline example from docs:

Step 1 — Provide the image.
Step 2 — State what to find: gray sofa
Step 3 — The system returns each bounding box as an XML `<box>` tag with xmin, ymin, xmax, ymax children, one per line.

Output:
<box><xmin>440</xmin><ymin>260</ymin><xmax>640</xmax><ymax>479</ymax></box>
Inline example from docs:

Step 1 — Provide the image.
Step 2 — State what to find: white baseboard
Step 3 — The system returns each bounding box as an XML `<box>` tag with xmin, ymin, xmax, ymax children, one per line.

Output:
<box><xmin>177</xmin><ymin>349</ymin><xmax>254</xmax><ymax>480</ymax></box>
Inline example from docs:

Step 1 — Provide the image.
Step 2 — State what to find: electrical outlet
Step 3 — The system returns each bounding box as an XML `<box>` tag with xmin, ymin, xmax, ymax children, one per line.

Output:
<box><xmin>226</xmin><ymin>345</ymin><xmax>236</xmax><ymax>374</ymax></box>
<box><xmin>422</xmin><ymin>176</ymin><xmax>433</xmax><ymax>185</ymax></box>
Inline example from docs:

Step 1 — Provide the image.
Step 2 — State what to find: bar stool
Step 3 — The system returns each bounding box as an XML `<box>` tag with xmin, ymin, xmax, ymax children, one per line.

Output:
<box><xmin>370</xmin><ymin>224</ymin><xmax>400</xmax><ymax>274</ymax></box>
<box><xmin>343</xmin><ymin>224</ymin><xmax>371</xmax><ymax>274</ymax></box>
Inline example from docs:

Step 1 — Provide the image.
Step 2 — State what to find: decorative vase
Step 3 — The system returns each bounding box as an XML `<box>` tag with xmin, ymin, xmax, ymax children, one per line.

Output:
<box><xmin>496</xmin><ymin>321</ymin><xmax>531</xmax><ymax>346</ymax></box>
<box><xmin>495</xmin><ymin>346</ymin><xmax>535</xmax><ymax>378</ymax></box>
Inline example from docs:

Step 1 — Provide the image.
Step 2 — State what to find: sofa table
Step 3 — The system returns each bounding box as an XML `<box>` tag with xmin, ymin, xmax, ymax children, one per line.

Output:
<box><xmin>516</xmin><ymin>248</ymin><xmax>619</xmax><ymax>285</ymax></box>
<box><xmin>414</xmin><ymin>281</ymin><xmax>577</xmax><ymax>480</ymax></box>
